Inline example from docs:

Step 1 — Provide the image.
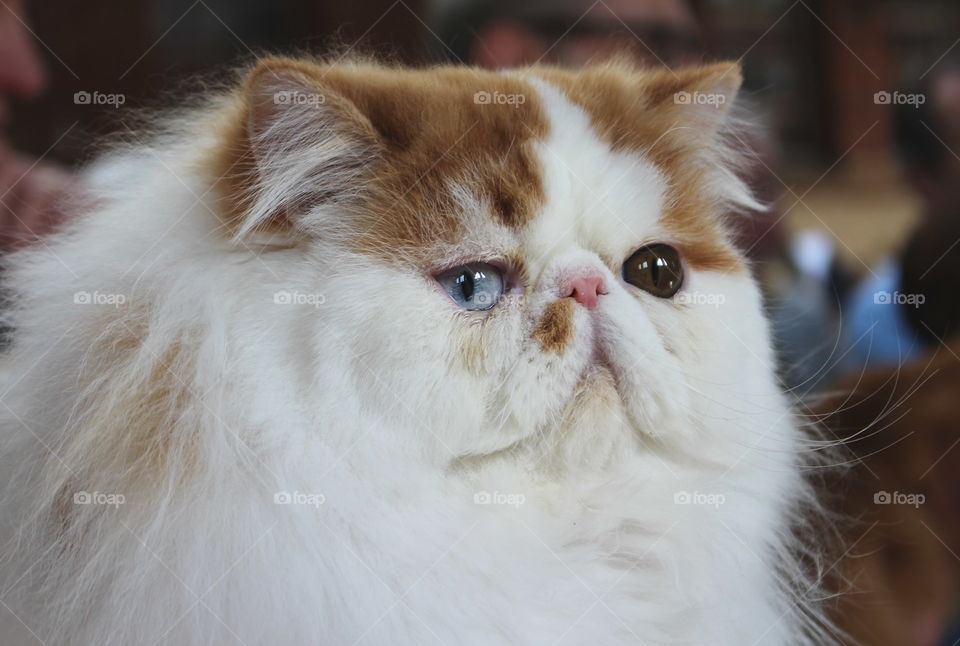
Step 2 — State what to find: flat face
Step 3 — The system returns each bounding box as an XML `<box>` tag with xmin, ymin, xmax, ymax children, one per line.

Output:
<box><xmin>215</xmin><ymin>57</ymin><xmax>767</xmax><ymax>459</ymax></box>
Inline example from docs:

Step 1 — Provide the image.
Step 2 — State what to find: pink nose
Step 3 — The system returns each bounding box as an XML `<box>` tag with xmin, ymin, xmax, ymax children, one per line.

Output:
<box><xmin>562</xmin><ymin>274</ymin><xmax>606</xmax><ymax>309</ymax></box>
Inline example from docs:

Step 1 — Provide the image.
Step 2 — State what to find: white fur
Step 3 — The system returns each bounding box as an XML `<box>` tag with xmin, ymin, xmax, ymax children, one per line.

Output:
<box><xmin>0</xmin><ymin>72</ymin><xmax>829</xmax><ymax>645</ymax></box>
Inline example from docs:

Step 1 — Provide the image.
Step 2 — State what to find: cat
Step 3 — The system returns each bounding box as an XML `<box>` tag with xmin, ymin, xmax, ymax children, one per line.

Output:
<box><xmin>0</xmin><ymin>56</ymin><xmax>829</xmax><ymax>645</ymax></box>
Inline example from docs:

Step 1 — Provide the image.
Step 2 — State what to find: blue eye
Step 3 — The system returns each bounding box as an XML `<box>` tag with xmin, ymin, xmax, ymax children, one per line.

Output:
<box><xmin>436</xmin><ymin>263</ymin><xmax>504</xmax><ymax>311</ymax></box>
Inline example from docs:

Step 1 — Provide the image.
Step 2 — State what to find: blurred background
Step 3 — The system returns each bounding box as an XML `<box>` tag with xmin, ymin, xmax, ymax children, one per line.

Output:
<box><xmin>2</xmin><ymin>0</ymin><xmax>960</xmax><ymax>644</ymax></box>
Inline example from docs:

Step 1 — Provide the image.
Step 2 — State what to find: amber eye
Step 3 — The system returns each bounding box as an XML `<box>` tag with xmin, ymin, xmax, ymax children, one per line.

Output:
<box><xmin>622</xmin><ymin>244</ymin><xmax>683</xmax><ymax>297</ymax></box>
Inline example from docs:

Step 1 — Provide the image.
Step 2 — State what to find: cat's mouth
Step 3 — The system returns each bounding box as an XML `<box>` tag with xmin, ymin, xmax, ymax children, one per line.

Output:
<box><xmin>581</xmin><ymin>334</ymin><xmax>618</xmax><ymax>388</ymax></box>
<box><xmin>589</xmin><ymin>336</ymin><xmax>610</xmax><ymax>368</ymax></box>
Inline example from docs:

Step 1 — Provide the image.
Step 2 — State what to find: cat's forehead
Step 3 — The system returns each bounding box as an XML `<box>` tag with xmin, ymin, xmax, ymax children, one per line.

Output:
<box><xmin>326</xmin><ymin>63</ymin><xmax>742</xmax><ymax>272</ymax></box>
<box><xmin>230</xmin><ymin>59</ymin><xmax>746</xmax><ymax>273</ymax></box>
<box><xmin>318</xmin><ymin>65</ymin><xmax>549</xmax><ymax>236</ymax></box>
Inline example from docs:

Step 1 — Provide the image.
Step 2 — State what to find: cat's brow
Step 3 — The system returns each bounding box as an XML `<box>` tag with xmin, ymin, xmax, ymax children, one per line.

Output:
<box><xmin>328</xmin><ymin>67</ymin><xmax>550</xmax><ymax>254</ymax></box>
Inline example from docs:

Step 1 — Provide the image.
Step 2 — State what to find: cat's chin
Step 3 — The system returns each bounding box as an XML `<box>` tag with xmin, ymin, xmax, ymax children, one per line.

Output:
<box><xmin>577</xmin><ymin>361</ymin><xmax>617</xmax><ymax>394</ymax></box>
<box><xmin>568</xmin><ymin>361</ymin><xmax>624</xmax><ymax>424</ymax></box>
<box><xmin>532</xmin><ymin>360</ymin><xmax>639</xmax><ymax>467</ymax></box>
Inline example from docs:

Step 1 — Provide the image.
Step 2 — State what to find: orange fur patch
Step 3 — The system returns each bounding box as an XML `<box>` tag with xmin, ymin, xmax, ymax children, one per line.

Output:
<box><xmin>66</xmin><ymin>321</ymin><xmax>197</xmax><ymax>494</ymax></box>
<box><xmin>457</xmin><ymin>320</ymin><xmax>490</xmax><ymax>375</ymax></box>
<box><xmin>211</xmin><ymin>58</ymin><xmax>746</xmax><ymax>273</ymax></box>
<box><xmin>50</xmin><ymin>318</ymin><xmax>199</xmax><ymax>545</ymax></box>
<box><xmin>533</xmin><ymin>299</ymin><xmax>576</xmax><ymax>354</ymax></box>
<box><xmin>211</xmin><ymin>58</ymin><xmax>548</xmax><ymax>260</ymax></box>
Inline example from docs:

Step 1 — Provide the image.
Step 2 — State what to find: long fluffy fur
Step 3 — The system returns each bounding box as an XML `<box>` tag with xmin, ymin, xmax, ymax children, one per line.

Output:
<box><xmin>0</xmin><ymin>57</ymin><xmax>832</xmax><ymax>645</ymax></box>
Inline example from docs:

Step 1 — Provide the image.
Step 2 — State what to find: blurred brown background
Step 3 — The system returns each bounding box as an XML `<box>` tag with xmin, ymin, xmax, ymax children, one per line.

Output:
<box><xmin>9</xmin><ymin>0</ymin><xmax>960</xmax><ymax>270</ymax></box>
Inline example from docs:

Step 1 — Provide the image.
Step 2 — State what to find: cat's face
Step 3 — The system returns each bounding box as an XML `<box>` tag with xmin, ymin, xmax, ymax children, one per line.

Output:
<box><xmin>217</xmin><ymin>58</ymin><xmax>775</xmax><ymax>463</ymax></box>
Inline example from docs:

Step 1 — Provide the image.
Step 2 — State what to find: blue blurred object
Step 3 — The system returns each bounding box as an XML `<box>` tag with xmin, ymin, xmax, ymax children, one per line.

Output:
<box><xmin>840</xmin><ymin>258</ymin><xmax>924</xmax><ymax>371</ymax></box>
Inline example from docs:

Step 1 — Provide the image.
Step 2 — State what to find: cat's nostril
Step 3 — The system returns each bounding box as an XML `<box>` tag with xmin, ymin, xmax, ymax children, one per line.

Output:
<box><xmin>563</xmin><ymin>275</ymin><xmax>606</xmax><ymax>309</ymax></box>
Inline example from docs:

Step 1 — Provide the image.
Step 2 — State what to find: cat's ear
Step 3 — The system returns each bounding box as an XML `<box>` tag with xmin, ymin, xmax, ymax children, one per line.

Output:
<box><xmin>218</xmin><ymin>58</ymin><xmax>381</xmax><ymax>239</ymax></box>
<box><xmin>644</xmin><ymin>62</ymin><xmax>762</xmax><ymax>211</ymax></box>
<box><xmin>645</xmin><ymin>62</ymin><xmax>742</xmax><ymax>138</ymax></box>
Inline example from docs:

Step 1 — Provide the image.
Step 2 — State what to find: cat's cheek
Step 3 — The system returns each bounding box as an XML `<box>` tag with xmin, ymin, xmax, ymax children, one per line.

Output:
<box><xmin>450</xmin><ymin>296</ymin><xmax>525</xmax><ymax>378</ymax></box>
<box><xmin>636</xmin><ymin>270</ymin><xmax>787</xmax><ymax>457</ymax></box>
<box><xmin>667</xmin><ymin>271</ymin><xmax>775</xmax><ymax>390</ymax></box>
<box><xmin>318</xmin><ymin>270</ymin><xmax>484</xmax><ymax>457</ymax></box>
<box><xmin>596</xmin><ymin>290</ymin><xmax>694</xmax><ymax>438</ymax></box>
<box><xmin>444</xmin><ymin>308</ymin><xmax>542</xmax><ymax>454</ymax></box>
<box><xmin>488</xmin><ymin>306</ymin><xmax>593</xmax><ymax>441</ymax></box>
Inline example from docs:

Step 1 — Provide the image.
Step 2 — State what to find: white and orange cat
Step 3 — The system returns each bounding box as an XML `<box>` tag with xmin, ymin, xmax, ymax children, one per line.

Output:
<box><xmin>0</xmin><ymin>57</ymin><xmax>829</xmax><ymax>645</ymax></box>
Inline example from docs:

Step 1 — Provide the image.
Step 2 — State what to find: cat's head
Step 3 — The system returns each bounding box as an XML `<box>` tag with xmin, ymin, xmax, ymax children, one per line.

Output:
<box><xmin>212</xmin><ymin>57</ymin><xmax>777</xmax><ymax>463</ymax></box>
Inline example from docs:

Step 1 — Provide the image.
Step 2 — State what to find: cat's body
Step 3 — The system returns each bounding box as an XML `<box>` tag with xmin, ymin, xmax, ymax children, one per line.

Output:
<box><xmin>0</xmin><ymin>58</ymin><xmax>826</xmax><ymax>645</ymax></box>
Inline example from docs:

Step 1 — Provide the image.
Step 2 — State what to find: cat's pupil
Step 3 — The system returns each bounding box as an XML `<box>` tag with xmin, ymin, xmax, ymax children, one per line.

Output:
<box><xmin>621</xmin><ymin>244</ymin><xmax>683</xmax><ymax>298</ymax></box>
<box><xmin>458</xmin><ymin>271</ymin><xmax>475</xmax><ymax>302</ymax></box>
<box><xmin>436</xmin><ymin>262</ymin><xmax>503</xmax><ymax>311</ymax></box>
